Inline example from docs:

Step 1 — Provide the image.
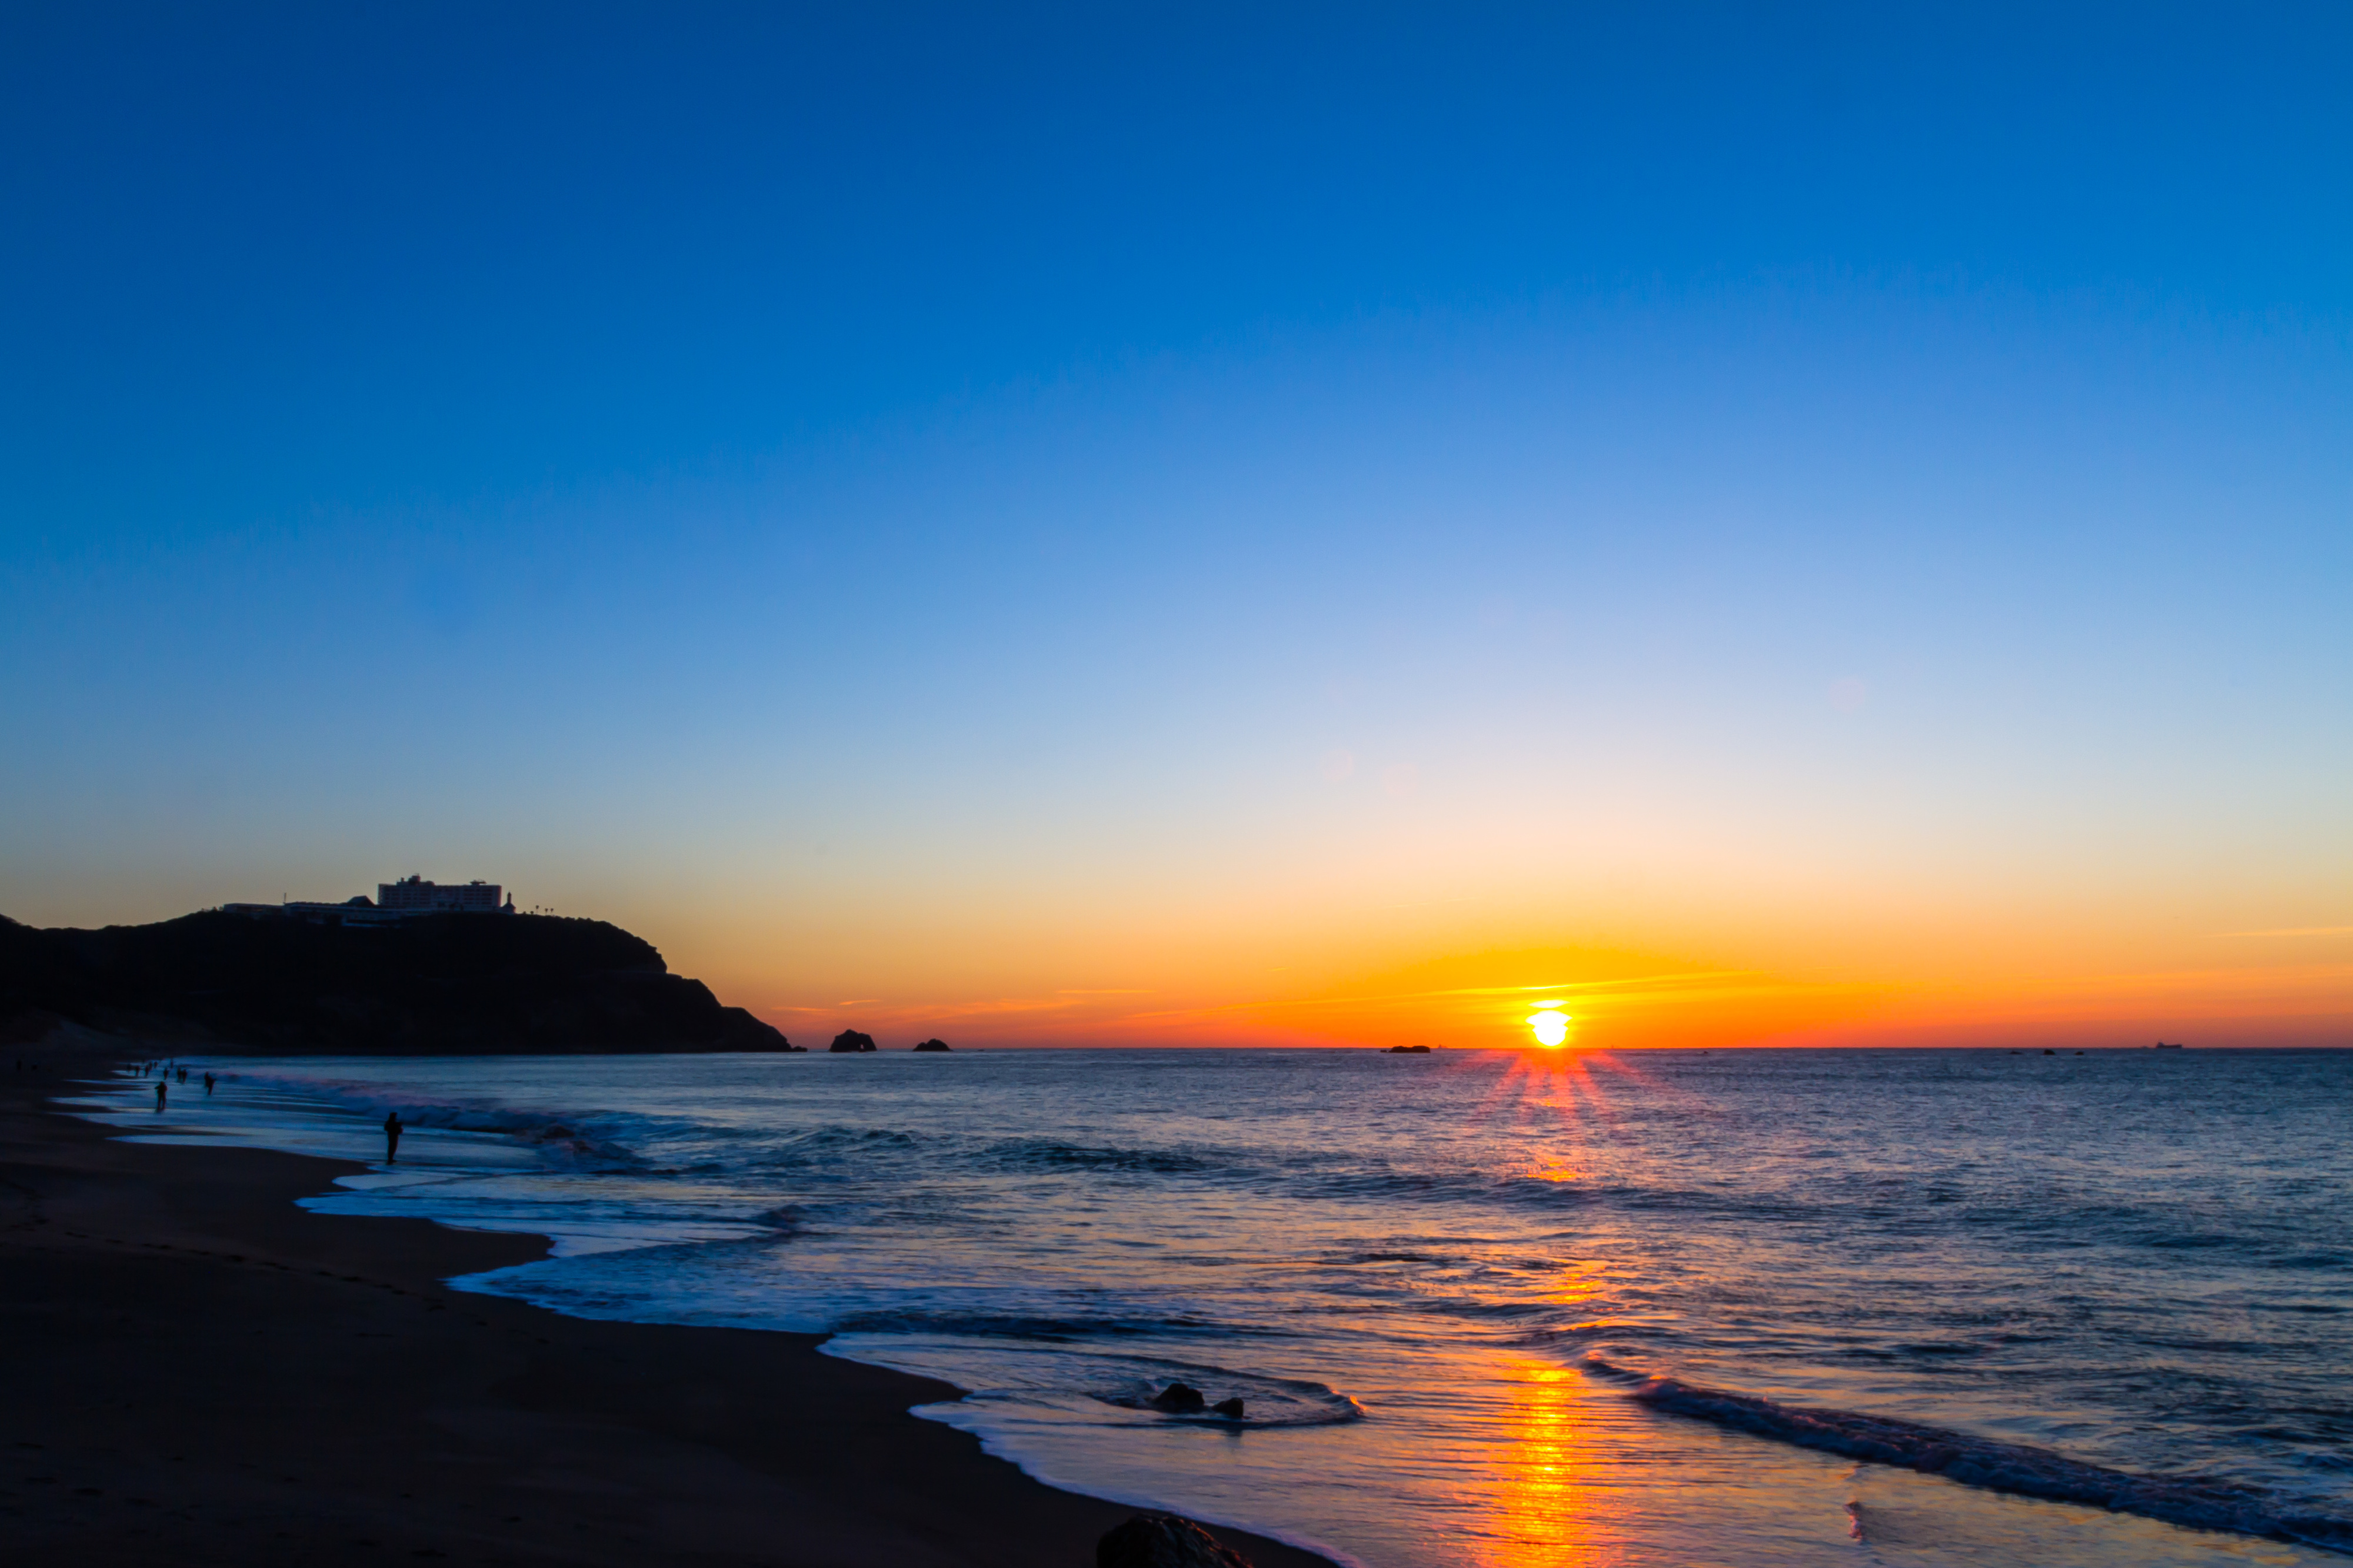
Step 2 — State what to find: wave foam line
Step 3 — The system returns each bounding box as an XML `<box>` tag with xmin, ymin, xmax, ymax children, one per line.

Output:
<box><xmin>218</xmin><ymin>1072</ymin><xmax>638</xmax><ymax>1166</ymax></box>
<box><xmin>1629</xmin><ymin>1376</ymin><xmax>2353</xmax><ymax>1554</ymax></box>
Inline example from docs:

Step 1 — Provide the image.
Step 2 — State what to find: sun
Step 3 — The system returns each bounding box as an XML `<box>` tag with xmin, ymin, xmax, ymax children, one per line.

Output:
<box><xmin>1526</xmin><ymin>1005</ymin><xmax>1573</xmax><ymax>1047</ymax></box>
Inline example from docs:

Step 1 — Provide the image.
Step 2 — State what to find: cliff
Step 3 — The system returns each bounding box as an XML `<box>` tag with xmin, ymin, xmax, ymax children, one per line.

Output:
<box><xmin>0</xmin><ymin>909</ymin><xmax>789</xmax><ymax>1055</ymax></box>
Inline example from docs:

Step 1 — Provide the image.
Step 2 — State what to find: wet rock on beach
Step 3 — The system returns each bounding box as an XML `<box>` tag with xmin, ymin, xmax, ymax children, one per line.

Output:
<box><xmin>1097</xmin><ymin>1512</ymin><xmax>1255</xmax><ymax>1568</ymax></box>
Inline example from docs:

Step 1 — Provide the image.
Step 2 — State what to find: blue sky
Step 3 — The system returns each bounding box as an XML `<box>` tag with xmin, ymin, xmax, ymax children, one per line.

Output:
<box><xmin>4</xmin><ymin>4</ymin><xmax>2348</xmax><ymax>1043</ymax></box>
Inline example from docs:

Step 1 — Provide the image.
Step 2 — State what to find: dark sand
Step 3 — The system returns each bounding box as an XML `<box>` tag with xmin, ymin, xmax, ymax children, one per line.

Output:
<box><xmin>0</xmin><ymin>1060</ymin><xmax>1334</xmax><ymax>1567</ymax></box>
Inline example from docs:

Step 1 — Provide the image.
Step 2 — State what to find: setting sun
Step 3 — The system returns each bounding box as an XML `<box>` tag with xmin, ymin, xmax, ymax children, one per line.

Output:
<box><xmin>1527</xmin><ymin>1008</ymin><xmax>1572</xmax><ymax>1047</ymax></box>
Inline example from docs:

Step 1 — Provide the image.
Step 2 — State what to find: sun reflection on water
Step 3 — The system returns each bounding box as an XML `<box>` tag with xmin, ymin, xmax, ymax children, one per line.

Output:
<box><xmin>1478</xmin><ymin>1360</ymin><xmax>1611</xmax><ymax>1567</ymax></box>
<box><xmin>1472</xmin><ymin>1045</ymin><xmax>1661</xmax><ymax>1171</ymax></box>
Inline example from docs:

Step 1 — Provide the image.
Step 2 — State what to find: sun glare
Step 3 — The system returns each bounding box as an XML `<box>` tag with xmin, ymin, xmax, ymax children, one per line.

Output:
<box><xmin>1527</xmin><ymin>1009</ymin><xmax>1572</xmax><ymax>1047</ymax></box>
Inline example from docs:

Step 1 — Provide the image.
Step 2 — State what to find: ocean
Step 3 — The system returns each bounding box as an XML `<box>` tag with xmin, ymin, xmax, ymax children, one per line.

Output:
<box><xmin>76</xmin><ymin>1047</ymin><xmax>2353</xmax><ymax>1567</ymax></box>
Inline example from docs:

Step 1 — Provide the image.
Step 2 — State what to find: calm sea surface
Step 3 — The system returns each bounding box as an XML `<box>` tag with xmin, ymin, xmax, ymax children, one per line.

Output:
<box><xmin>78</xmin><ymin>1048</ymin><xmax>2353</xmax><ymax>1567</ymax></box>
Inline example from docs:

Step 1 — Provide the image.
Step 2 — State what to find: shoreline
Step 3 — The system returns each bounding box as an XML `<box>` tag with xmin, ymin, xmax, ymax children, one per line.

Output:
<box><xmin>1</xmin><ymin>1053</ymin><xmax>1335</xmax><ymax>1567</ymax></box>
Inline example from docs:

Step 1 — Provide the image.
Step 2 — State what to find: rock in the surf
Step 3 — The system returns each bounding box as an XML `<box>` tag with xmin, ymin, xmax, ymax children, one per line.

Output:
<box><xmin>1211</xmin><ymin>1396</ymin><xmax>1245</xmax><ymax>1419</ymax></box>
<box><xmin>1096</xmin><ymin>1512</ymin><xmax>1254</xmax><ymax>1568</ymax></box>
<box><xmin>1148</xmin><ymin>1381</ymin><xmax>1208</xmax><ymax>1413</ymax></box>
<box><xmin>828</xmin><ymin>1030</ymin><xmax>877</xmax><ymax>1053</ymax></box>
<box><xmin>912</xmin><ymin>1037</ymin><xmax>951</xmax><ymax>1051</ymax></box>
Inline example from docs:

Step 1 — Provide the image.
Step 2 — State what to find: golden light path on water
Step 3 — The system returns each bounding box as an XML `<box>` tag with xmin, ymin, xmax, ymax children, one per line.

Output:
<box><xmin>1445</xmin><ymin>1046</ymin><xmax>2319</xmax><ymax>1567</ymax></box>
<box><xmin>1484</xmin><ymin>1359</ymin><xmax>1605</xmax><ymax>1567</ymax></box>
<box><xmin>1479</xmin><ymin>1038</ymin><xmax>1682</xmax><ymax>1153</ymax></box>
<box><xmin>1463</xmin><ymin>1045</ymin><xmax>1647</xmax><ymax>1562</ymax></box>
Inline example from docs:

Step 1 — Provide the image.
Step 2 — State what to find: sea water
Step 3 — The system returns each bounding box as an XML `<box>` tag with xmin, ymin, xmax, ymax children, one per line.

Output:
<box><xmin>74</xmin><ymin>1048</ymin><xmax>2353</xmax><ymax>1567</ymax></box>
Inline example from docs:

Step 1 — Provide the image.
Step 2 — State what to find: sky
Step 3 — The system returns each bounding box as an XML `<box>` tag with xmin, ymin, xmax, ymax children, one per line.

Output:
<box><xmin>3</xmin><ymin>3</ymin><xmax>2349</xmax><ymax>1049</ymax></box>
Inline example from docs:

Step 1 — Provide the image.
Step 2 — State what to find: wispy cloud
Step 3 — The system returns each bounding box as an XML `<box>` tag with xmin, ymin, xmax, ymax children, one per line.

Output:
<box><xmin>2219</xmin><ymin>926</ymin><xmax>2353</xmax><ymax>939</ymax></box>
<box><xmin>1107</xmin><ymin>969</ymin><xmax>1871</xmax><ymax>1034</ymax></box>
<box><xmin>758</xmin><ymin>990</ymin><xmax>1154</xmax><ymax>1029</ymax></box>
<box><xmin>884</xmin><ymin>990</ymin><xmax>1158</xmax><ymax>1020</ymax></box>
<box><xmin>1414</xmin><ymin>972</ymin><xmax>1764</xmax><ymax>1000</ymax></box>
<box><xmin>1116</xmin><ymin>970</ymin><xmax>1757</xmax><ymax>1022</ymax></box>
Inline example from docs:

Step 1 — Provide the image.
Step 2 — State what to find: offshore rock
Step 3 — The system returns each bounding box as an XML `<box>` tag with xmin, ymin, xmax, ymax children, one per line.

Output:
<box><xmin>1384</xmin><ymin>1044</ymin><xmax>1432</xmax><ymax>1053</ymax></box>
<box><xmin>1096</xmin><ymin>1513</ymin><xmax>1254</xmax><ymax>1568</ymax></box>
<box><xmin>828</xmin><ymin>1030</ymin><xmax>878</xmax><ymax>1053</ymax></box>
<box><xmin>1148</xmin><ymin>1382</ymin><xmax>1207</xmax><ymax>1414</ymax></box>
<box><xmin>911</xmin><ymin>1037</ymin><xmax>951</xmax><ymax>1051</ymax></box>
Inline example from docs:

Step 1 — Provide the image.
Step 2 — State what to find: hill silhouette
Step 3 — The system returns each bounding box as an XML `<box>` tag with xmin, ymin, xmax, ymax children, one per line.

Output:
<box><xmin>0</xmin><ymin>909</ymin><xmax>789</xmax><ymax>1055</ymax></box>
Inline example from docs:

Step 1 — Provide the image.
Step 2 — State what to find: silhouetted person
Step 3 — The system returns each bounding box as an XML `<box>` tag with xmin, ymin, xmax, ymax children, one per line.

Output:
<box><xmin>155</xmin><ymin>1080</ymin><xmax>167</xmax><ymax>1112</ymax></box>
<box><xmin>176</xmin><ymin>1066</ymin><xmax>187</xmax><ymax>1083</ymax></box>
<box><xmin>384</xmin><ymin>1112</ymin><xmax>402</xmax><ymax>1164</ymax></box>
<box><xmin>203</xmin><ymin>1072</ymin><xmax>215</xmax><ymax>1095</ymax></box>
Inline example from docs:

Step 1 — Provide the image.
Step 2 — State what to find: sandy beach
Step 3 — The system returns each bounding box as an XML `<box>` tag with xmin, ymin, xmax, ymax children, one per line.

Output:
<box><xmin>0</xmin><ymin>1056</ymin><xmax>1331</xmax><ymax>1567</ymax></box>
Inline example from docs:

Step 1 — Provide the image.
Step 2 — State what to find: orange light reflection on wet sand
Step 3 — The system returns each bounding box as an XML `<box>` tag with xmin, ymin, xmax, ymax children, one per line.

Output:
<box><xmin>1477</xmin><ymin>1360</ymin><xmax>1610</xmax><ymax>1568</ymax></box>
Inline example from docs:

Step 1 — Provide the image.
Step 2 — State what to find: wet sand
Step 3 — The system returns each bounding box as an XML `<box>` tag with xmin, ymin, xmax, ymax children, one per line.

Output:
<box><xmin>0</xmin><ymin>1059</ymin><xmax>1332</xmax><ymax>1567</ymax></box>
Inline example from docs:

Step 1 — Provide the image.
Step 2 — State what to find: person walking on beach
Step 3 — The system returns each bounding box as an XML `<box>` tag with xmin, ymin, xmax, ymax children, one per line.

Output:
<box><xmin>176</xmin><ymin>1066</ymin><xmax>186</xmax><ymax>1083</ymax></box>
<box><xmin>154</xmin><ymin>1079</ymin><xmax>167</xmax><ymax>1112</ymax></box>
<box><xmin>203</xmin><ymin>1072</ymin><xmax>215</xmax><ymax>1095</ymax></box>
<box><xmin>384</xmin><ymin>1112</ymin><xmax>402</xmax><ymax>1164</ymax></box>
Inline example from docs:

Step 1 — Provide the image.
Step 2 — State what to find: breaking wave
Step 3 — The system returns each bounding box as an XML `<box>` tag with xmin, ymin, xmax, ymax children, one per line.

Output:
<box><xmin>1622</xmin><ymin>1372</ymin><xmax>2353</xmax><ymax>1554</ymax></box>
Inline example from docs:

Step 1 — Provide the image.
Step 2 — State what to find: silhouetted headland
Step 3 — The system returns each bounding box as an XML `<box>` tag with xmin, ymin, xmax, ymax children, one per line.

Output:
<box><xmin>0</xmin><ymin>907</ymin><xmax>789</xmax><ymax>1055</ymax></box>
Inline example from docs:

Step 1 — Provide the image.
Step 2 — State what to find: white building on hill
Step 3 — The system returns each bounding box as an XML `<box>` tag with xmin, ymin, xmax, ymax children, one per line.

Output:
<box><xmin>223</xmin><ymin>876</ymin><xmax>517</xmax><ymax>924</ymax></box>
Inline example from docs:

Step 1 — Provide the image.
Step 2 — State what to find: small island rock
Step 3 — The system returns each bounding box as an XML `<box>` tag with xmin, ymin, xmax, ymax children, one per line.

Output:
<box><xmin>1148</xmin><ymin>1381</ymin><xmax>1207</xmax><ymax>1414</ymax></box>
<box><xmin>828</xmin><ymin>1030</ymin><xmax>878</xmax><ymax>1053</ymax></box>
<box><xmin>1096</xmin><ymin>1513</ymin><xmax>1254</xmax><ymax>1568</ymax></box>
<box><xmin>912</xmin><ymin>1038</ymin><xmax>951</xmax><ymax>1052</ymax></box>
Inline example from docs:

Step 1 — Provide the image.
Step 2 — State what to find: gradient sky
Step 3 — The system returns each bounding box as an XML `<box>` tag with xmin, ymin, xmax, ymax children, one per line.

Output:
<box><xmin>4</xmin><ymin>4</ymin><xmax>2348</xmax><ymax>1049</ymax></box>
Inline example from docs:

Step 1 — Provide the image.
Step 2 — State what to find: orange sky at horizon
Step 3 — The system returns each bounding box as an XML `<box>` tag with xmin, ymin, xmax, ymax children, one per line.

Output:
<box><xmin>655</xmin><ymin>899</ymin><xmax>2353</xmax><ymax>1051</ymax></box>
<box><xmin>18</xmin><ymin>823</ymin><xmax>2345</xmax><ymax>1052</ymax></box>
<box><xmin>545</xmin><ymin>719</ymin><xmax>2352</xmax><ymax>1054</ymax></box>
